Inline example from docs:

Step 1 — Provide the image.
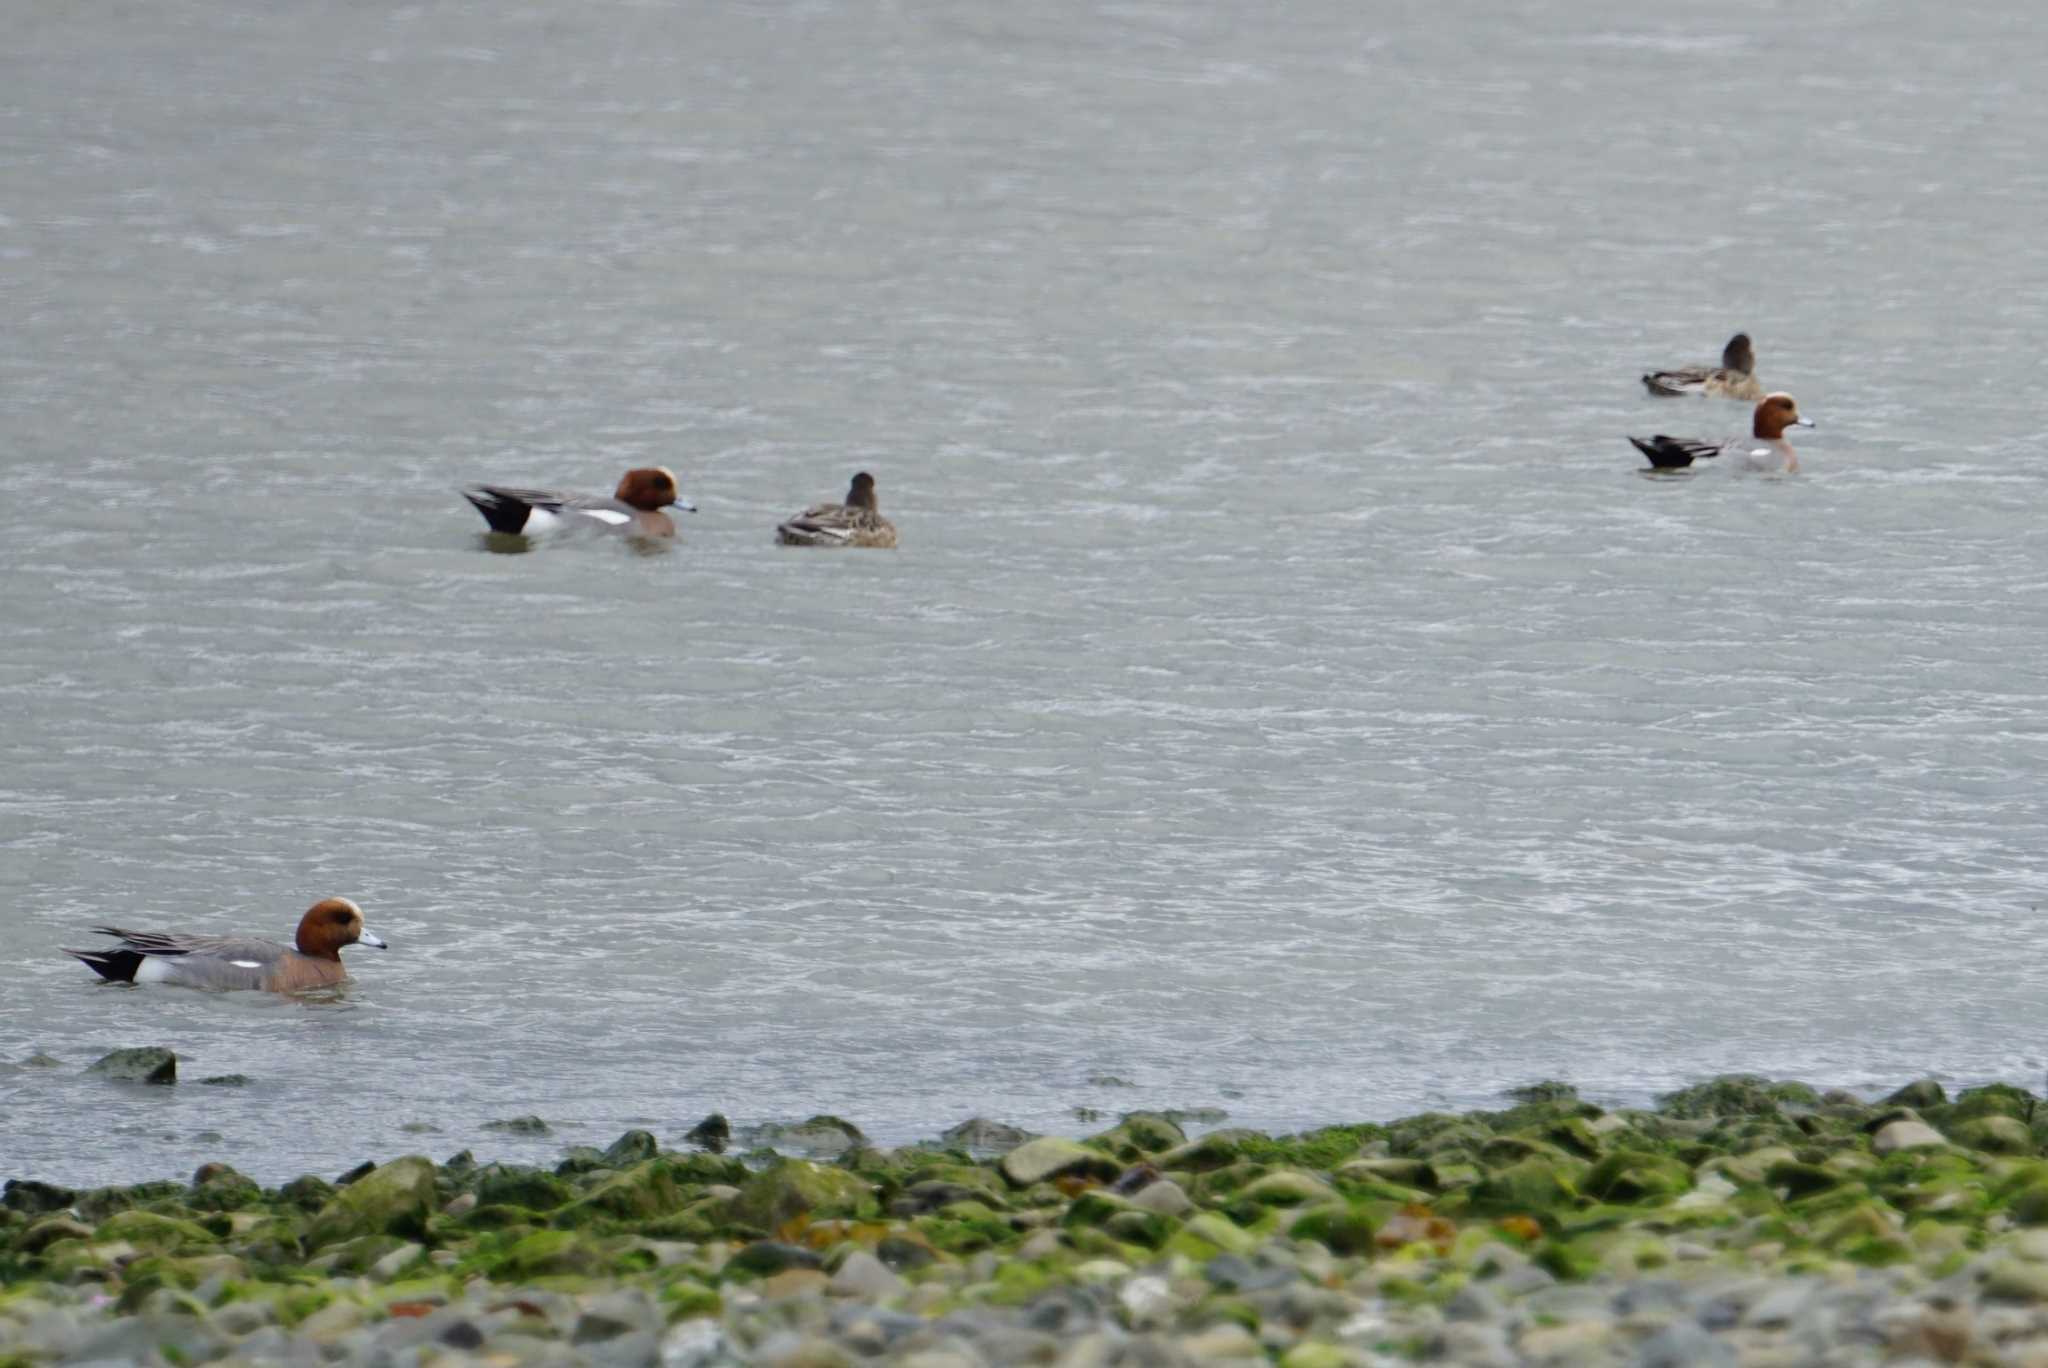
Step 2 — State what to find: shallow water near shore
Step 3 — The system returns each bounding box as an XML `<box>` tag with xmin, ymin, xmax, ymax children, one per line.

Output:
<box><xmin>7</xmin><ymin>0</ymin><xmax>2048</xmax><ymax>1187</ymax></box>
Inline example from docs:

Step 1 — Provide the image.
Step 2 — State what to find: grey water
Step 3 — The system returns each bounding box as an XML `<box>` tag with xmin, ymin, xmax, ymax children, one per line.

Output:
<box><xmin>6</xmin><ymin>0</ymin><xmax>2048</xmax><ymax>1188</ymax></box>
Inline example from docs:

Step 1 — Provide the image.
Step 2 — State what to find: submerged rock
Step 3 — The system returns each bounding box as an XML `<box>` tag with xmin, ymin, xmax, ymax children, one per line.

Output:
<box><xmin>683</xmin><ymin>1114</ymin><xmax>731</xmax><ymax>1153</ymax></box>
<box><xmin>86</xmin><ymin>1047</ymin><xmax>176</xmax><ymax>1085</ymax></box>
<box><xmin>744</xmin><ymin>1115</ymin><xmax>867</xmax><ymax>1159</ymax></box>
<box><xmin>938</xmin><ymin>1118</ymin><xmax>1037</xmax><ymax>1154</ymax></box>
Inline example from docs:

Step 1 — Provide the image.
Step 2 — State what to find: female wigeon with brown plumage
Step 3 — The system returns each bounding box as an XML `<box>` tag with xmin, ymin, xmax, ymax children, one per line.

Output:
<box><xmin>775</xmin><ymin>471</ymin><xmax>898</xmax><ymax>548</ymax></box>
<box><xmin>1641</xmin><ymin>332</ymin><xmax>1766</xmax><ymax>401</ymax></box>
<box><xmin>65</xmin><ymin>897</ymin><xmax>387</xmax><ymax>993</ymax></box>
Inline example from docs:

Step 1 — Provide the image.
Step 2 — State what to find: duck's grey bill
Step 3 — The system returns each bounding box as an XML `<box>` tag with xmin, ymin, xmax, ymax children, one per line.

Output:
<box><xmin>675</xmin><ymin>498</ymin><xmax>699</xmax><ymax>513</ymax></box>
<box><xmin>359</xmin><ymin>930</ymin><xmax>389</xmax><ymax>949</ymax></box>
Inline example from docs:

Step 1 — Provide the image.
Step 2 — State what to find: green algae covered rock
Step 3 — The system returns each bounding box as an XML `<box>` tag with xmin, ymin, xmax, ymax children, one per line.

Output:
<box><xmin>1164</xmin><ymin>1210</ymin><xmax>1258</xmax><ymax>1259</ymax></box>
<box><xmin>999</xmin><ymin>1137</ymin><xmax>1122</xmax><ymax>1187</ymax></box>
<box><xmin>555</xmin><ymin>1159</ymin><xmax>688</xmax><ymax>1226</ymax></box>
<box><xmin>1947</xmin><ymin>1084</ymin><xmax>2038</xmax><ymax>1123</ymax></box>
<box><xmin>305</xmin><ymin>1156</ymin><xmax>438</xmax><ymax>1249</ymax></box>
<box><xmin>1461</xmin><ymin>1158</ymin><xmax>1581</xmax><ymax>1219</ymax></box>
<box><xmin>1886</xmin><ymin>1079</ymin><xmax>1947</xmax><ymax>1109</ymax></box>
<box><xmin>1087</xmin><ymin>1113</ymin><xmax>1185</xmax><ymax>1161</ymax></box>
<box><xmin>96</xmin><ymin>1210</ymin><xmax>217</xmax><ymax>1252</ymax></box>
<box><xmin>1336</xmin><ymin>1157</ymin><xmax>1435</xmax><ymax>1190</ymax></box>
<box><xmin>1240</xmin><ymin>1170</ymin><xmax>1338</xmax><ymax>1207</ymax></box>
<box><xmin>1580</xmin><ymin>1152</ymin><xmax>1692</xmax><ymax>1205</ymax></box>
<box><xmin>1657</xmin><ymin>1075</ymin><xmax>1819</xmax><ymax>1120</ymax></box>
<box><xmin>186</xmin><ymin>1166</ymin><xmax>265</xmax><ymax>1212</ymax></box>
<box><xmin>1287</xmin><ymin>1201</ymin><xmax>1377</xmax><ymax>1256</ymax></box>
<box><xmin>1952</xmin><ymin>1116</ymin><xmax>2036</xmax><ymax>1156</ymax></box>
<box><xmin>474</xmin><ymin>1164</ymin><xmax>574</xmax><ymax>1213</ymax></box>
<box><xmin>503</xmin><ymin>1228</ymin><xmax>605</xmax><ymax>1278</ymax></box>
<box><xmin>277</xmin><ymin>1175</ymin><xmax>336</xmax><ymax>1212</ymax></box>
<box><xmin>727</xmin><ymin>1160</ymin><xmax>873</xmax><ymax>1231</ymax></box>
<box><xmin>2006</xmin><ymin>1184</ymin><xmax>2048</xmax><ymax>1226</ymax></box>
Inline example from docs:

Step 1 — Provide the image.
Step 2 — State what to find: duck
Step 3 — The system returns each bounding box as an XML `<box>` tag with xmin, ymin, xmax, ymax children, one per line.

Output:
<box><xmin>462</xmin><ymin>467</ymin><xmax>695</xmax><ymax>538</ymax></box>
<box><xmin>775</xmin><ymin>471</ymin><xmax>898</xmax><ymax>548</ymax></box>
<box><xmin>1641</xmin><ymin>333</ymin><xmax>1765</xmax><ymax>401</ymax></box>
<box><xmin>1629</xmin><ymin>392</ymin><xmax>1814</xmax><ymax>474</ymax></box>
<box><xmin>64</xmin><ymin>897</ymin><xmax>387</xmax><ymax>993</ymax></box>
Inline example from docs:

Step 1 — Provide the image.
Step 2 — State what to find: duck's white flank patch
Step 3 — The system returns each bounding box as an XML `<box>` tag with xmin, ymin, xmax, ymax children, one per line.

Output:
<box><xmin>582</xmin><ymin>508</ymin><xmax>632</xmax><ymax>526</ymax></box>
<box><xmin>134</xmin><ymin>958</ymin><xmax>177</xmax><ymax>983</ymax></box>
<box><xmin>230</xmin><ymin>959</ymin><xmax>263</xmax><ymax>969</ymax></box>
<box><xmin>526</xmin><ymin>507</ymin><xmax>563</xmax><ymax>532</ymax></box>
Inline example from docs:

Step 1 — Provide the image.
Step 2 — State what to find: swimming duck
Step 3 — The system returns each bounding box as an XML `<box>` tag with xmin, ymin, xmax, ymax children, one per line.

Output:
<box><xmin>462</xmin><ymin>467</ymin><xmax>696</xmax><ymax>538</ymax></box>
<box><xmin>65</xmin><ymin>897</ymin><xmax>387</xmax><ymax>993</ymax></box>
<box><xmin>1641</xmin><ymin>333</ymin><xmax>1765</xmax><ymax>401</ymax></box>
<box><xmin>775</xmin><ymin>471</ymin><xmax>898</xmax><ymax>548</ymax></box>
<box><xmin>1629</xmin><ymin>392</ymin><xmax>1814</xmax><ymax>474</ymax></box>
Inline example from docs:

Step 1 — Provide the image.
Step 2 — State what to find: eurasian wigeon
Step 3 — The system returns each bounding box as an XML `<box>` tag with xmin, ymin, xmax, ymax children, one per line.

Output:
<box><xmin>1629</xmin><ymin>392</ymin><xmax>1814</xmax><ymax>474</ymax></box>
<box><xmin>64</xmin><ymin>897</ymin><xmax>388</xmax><ymax>993</ymax></box>
<box><xmin>775</xmin><ymin>471</ymin><xmax>899</xmax><ymax>548</ymax></box>
<box><xmin>461</xmin><ymin>467</ymin><xmax>696</xmax><ymax>538</ymax></box>
<box><xmin>1641</xmin><ymin>332</ymin><xmax>1766</xmax><ymax>401</ymax></box>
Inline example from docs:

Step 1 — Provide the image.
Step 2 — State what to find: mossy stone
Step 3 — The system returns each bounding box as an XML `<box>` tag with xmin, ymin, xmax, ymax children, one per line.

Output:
<box><xmin>15</xmin><ymin>1216</ymin><xmax>95</xmax><ymax>1255</ymax></box>
<box><xmin>999</xmin><ymin>1137</ymin><xmax>1122</xmax><ymax>1187</ymax></box>
<box><xmin>2007</xmin><ymin>1184</ymin><xmax>2048</xmax><ymax>1226</ymax></box>
<box><xmin>278</xmin><ymin>1176</ymin><xmax>336</xmax><ymax>1212</ymax></box>
<box><xmin>475</xmin><ymin>1164</ymin><xmax>574</xmax><ymax>1213</ymax></box>
<box><xmin>1287</xmin><ymin>1202</ymin><xmax>1376</xmax><ymax>1256</ymax></box>
<box><xmin>305</xmin><ymin>1156</ymin><xmax>438</xmax><ymax>1249</ymax></box>
<box><xmin>1658</xmin><ymin>1075</ymin><xmax>1818</xmax><ymax>1120</ymax></box>
<box><xmin>96</xmin><ymin>1210</ymin><xmax>217</xmax><ymax>1251</ymax></box>
<box><xmin>555</xmin><ymin>1159</ymin><xmax>686</xmax><ymax>1226</ymax></box>
<box><xmin>1087</xmin><ymin>1113</ymin><xmax>1186</xmax><ymax>1161</ymax></box>
<box><xmin>1336</xmin><ymin>1157</ymin><xmax>1434</xmax><ymax>1190</ymax></box>
<box><xmin>1953</xmin><ymin>1116</ymin><xmax>2036</xmax><ymax>1156</ymax></box>
<box><xmin>3</xmin><ymin>1179</ymin><xmax>79</xmax><ymax>1216</ymax></box>
<box><xmin>504</xmin><ymin>1229</ymin><xmax>603</xmax><ymax>1278</ymax></box>
<box><xmin>315</xmin><ymin>1233</ymin><xmax>408</xmax><ymax>1274</ymax></box>
<box><xmin>1886</xmin><ymin>1079</ymin><xmax>1947</xmax><ymax>1110</ymax></box>
<box><xmin>1950</xmin><ymin>1085</ymin><xmax>2038</xmax><ymax>1123</ymax></box>
<box><xmin>1240</xmin><ymin>1170</ymin><xmax>1338</xmax><ymax>1207</ymax></box>
<box><xmin>1463</xmin><ymin>1159</ymin><xmax>1581</xmax><ymax>1217</ymax></box>
<box><xmin>1581</xmin><ymin>1152</ymin><xmax>1692</xmax><ymax>1205</ymax></box>
<box><xmin>602</xmin><ymin>1130</ymin><xmax>660</xmax><ymax>1168</ymax></box>
<box><xmin>727</xmin><ymin>1160</ymin><xmax>872</xmax><ymax>1231</ymax></box>
<box><xmin>1062</xmin><ymin>1190</ymin><xmax>1144</xmax><ymax>1229</ymax></box>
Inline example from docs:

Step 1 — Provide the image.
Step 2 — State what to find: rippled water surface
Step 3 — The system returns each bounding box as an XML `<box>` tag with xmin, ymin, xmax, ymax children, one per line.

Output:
<box><xmin>7</xmin><ymin>0</ymin><xmax>2048</xmax><ymax>1186</ymax></box>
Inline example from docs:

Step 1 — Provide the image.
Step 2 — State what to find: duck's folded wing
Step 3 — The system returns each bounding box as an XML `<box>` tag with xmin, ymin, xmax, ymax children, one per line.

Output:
<box><xmin>1641</xmin><ymin>366</ymin><xmax>1713</xmax><ymax>397</ymax></box>
<box><xmin>94</xmin><ymin>928</ymin><xmax>284</xmax><ymax>962</ymax></box>
<box><xmin>779</xmin><ymin>503</ymin><xmax>856</xmax><ymax>541</ymax></box>
<box><xmin>557</xmin><ymin>495</ymin><xmax>638</xmax><ymax>528</ymax></box>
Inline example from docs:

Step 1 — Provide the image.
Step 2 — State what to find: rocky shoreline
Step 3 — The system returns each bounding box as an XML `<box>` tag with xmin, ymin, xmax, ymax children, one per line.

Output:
<box><xmin>6</xmin><ymin>1075</ymin><xmax>2048</xmax><ymax>1366</ymax></box>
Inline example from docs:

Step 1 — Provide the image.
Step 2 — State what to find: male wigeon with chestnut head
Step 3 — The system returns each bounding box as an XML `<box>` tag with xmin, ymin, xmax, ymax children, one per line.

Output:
<box><xmin>1629</xmin><ymin>392</ymin><xmax>1815</xmax><ymax>474</ymax></box>
<box><xmin>461</xmin><ymin>467</ymin><xmax>696</xmax><ymax>539</ymax></box>
<box><xmin>1641</xmin><ymin>332</ymin><xmax>1766</xmax><ymax>401</ymax></box>
<box><xmin>65</xmin><ymin>897</ymin><xmax>388</xmax><ymax>993</ymax></box>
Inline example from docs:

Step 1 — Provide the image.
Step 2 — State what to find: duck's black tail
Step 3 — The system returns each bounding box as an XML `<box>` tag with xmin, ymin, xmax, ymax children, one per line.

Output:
<box><xmin>1630</xmin><ymin>436</ymin><xmax>1695</xmax><ymax>469</ymax></box>
<box><xmin>461</xmin><ymin>486</ymin><xmax>538</xmax><ymax>534</ymax></box>
<box><xmin>64</xmin><ymin>947</ymin><xmax>142</xmax><ymax>982</ymax></box>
